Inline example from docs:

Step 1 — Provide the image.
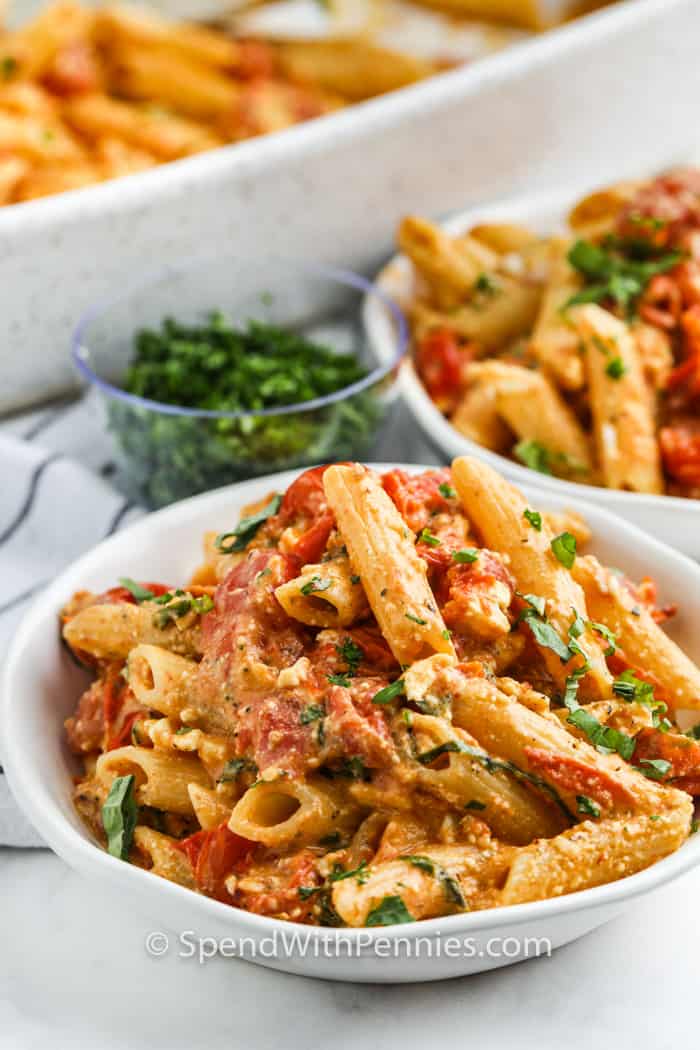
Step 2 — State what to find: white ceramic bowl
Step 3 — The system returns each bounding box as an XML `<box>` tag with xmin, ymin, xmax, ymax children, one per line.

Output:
<box><xmin>3</xmin><ymin>464</ymin><xmax>700</xmax><ymax>983</ymax></box>
<box><xmin>366</xmin><ymin>188</ymin><xmax>700</xmax><ymax>559</ymax></box>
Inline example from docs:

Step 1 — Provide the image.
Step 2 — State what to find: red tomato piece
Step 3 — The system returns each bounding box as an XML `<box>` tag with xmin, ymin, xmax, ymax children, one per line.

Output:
<box><xmin>290</xmin><ymin>510</ymin><xmax>335</xmax><ymax>565</ymax></box>
<box><xmin>177</xmin><ymin>824</ymin><xmax>255</xmax><ymax>902</ymax></box>
<box><xmin>415</xmin><ymin>328</ymin><xmax>467</xmax><ymax>403</ymax></box>
<box><xmin>524</xmin><ymin>747</ymin><xmax>635</xmax><ymax>811</ymax></box>
<box><xmin>660</xmin><ymin>424</ymin><xmax>700</xmax><ymax>487</ymax></box>
<box><xmin>381</xmin><ymin>467</ymin><xmax>454</xmax><ymax>533</ymax></box>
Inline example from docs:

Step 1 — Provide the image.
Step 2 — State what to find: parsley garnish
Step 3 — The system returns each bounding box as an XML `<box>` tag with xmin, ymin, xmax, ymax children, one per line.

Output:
<box><xmin>514</xmin><ymin>440</ymin><xmax>552</xmax><ymax>475</ymax></box>
<box><xmin>438</xmin><ymin>482</ymin><xmax>457</xmax><ymax>499</ymax></box>
<box><xmin>215</xmin><ymin>494</ymin><xmax>281</xmax><ymax>554</ymax></box>
<box><xmin>565</xmin><ymin>239</ymin><xmax>683</xmax><ymax>312</ymax></box>
<box><xmin>153</xmin><ymin>592</ymin><xmax>213</xmax><ymax>628</ymax></box>
<box><xmin>365</xmin><ymin>895</ymin><xmax>415</xmax><ymax>926</ymax></box>
<box><xmin>523</xmin><ymin>509</ymin><xmax>542</xmax><ymax>531</ymax></box>
<box><xmin>327</xmin><ymin>673</ymin><xmax>351</xmax><ymax>687</ymax></box>
<box><xmin>551</xmin><ymin>531</ymin><xmax>577</xmax><ymax>569</ymax></box>
<box><xmin>452</xmin><ymin>548</ymin><xmax>479</xmax><ymax>564</ymax></box>
<box><xmin>102</xmin><ymin>775</ymin><xmax>138</xmax><ymax>860</ymax></box>
<box><xmin>418</xmin><ymin>528</ymin><xmax>441</xmax><ymax>547</ymax></box>
<box><xmin>300</xmin><ymin>704</ymin><xmax>325</xmax><ymax>724</ymax></box>
<box><xmin>218</xmin><ymin>757</ymin><xmax>258</xmax><ymax>782</ymax></box>
<box><xmin>605</xmin><ymin>356</ymin><xmax>627</xmax><ymax>379</ymax></box>
<box><xmin>336</xmin><ymin>638</ymin><xmax>363</xmax><ymax>676</ymax></box>
<box><xmin>372</xmin><ymin>679</ymin><xmax>405</xmax><ymax>705</ymax></box>
<box><xmin>300</xmin><ymin>576</ymin><xmax>332</xmax><ymax>596</ymax></box>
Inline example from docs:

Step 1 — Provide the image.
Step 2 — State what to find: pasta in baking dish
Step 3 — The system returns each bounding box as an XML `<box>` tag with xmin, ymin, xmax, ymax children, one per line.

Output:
<box><xmin>400</xmin><ymin>169</ymin><xmax>700</xmax><ymax>498</ymax></box>
<box><xmin>63</xmin><ymin>459</ymin><xmax>700</xmax><ymax>927</ymax></box>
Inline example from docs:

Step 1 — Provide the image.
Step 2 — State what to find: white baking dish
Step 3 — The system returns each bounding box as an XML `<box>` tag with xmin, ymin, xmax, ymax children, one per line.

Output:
<box><xmin>2</xmin><ymin>0</ymin><xmax>699</xmax><ymax>413</ymax></box>
<box><xmin>4</xmin><ymin>463</ymin><xmax>700</xmax><ymax>981</ymax></box>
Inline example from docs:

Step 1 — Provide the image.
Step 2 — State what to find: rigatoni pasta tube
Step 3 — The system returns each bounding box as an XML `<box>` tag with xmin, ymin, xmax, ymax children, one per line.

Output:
<box><xmin>322</xmin><ymin>464</ymin><xmax>455</xmax><ymax>666</ymax></box>
<box><xmin>572</xmin><ymin>304</ymin><xmax>663</xmax><ymax>494</ymax></box>
<box><xmin>63</xmin><ymin>599</ymin><xmax>202</xmax><ymax>660</ymax></box>
<box><xmin>133</xmin><ymin>826</ymin><xmax>196</xmax><ymax>890</ymax></box>
<box><xmin>275</xmin><ymin>558</ymin><xmax>370</xmax><ymax>628</ymax></box>
<box><xmin>450</xmin><ymin>456</ymin><xmax>611</xmax><ymax>700</ymax></box>
<box><xmin>95</xmin><ymin>745</ymin><xmax>210</xmax><ymax>815</ymax></box>
<box><xmin>501</xmin><ymin>809</ymin><xmax>691</xmax><ymax>905</ymax></box>
<box><xmin>573</xmin><ymin>555</ymin><xmax>700</xmax><ymax>712</ymax></box>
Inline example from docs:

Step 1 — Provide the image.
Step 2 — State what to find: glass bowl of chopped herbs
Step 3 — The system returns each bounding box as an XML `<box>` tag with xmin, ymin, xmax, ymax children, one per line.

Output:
<box><xmin>72</xmin><ymin>259</ymin><xmax>407</xmax><ymax>507</ymax></box>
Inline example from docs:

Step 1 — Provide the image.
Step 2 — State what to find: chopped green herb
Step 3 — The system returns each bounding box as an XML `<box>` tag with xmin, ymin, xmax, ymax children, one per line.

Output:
<box><xmin>590</xmin><ymin>621</ymin><xmax>617</xmax><ymax>656</ymax></box>
<box><xmin>350</xmin><ymin>575</ymin><xmax>361</xmax><ymax>585</ymax></box>
<box><xmin>365</xmin><ymin>895</ymin><xmax>415</xmax><ymax>926</ymax></box>
<box><xmin>565</xmin><ymin>696</ymin><xmax>635</xmax><ymax>759</ymax></box>
<box><xmin>465</xmin><ymin>799</ymin><xmax>487</xmax><ymax>811</ymax></box>
<box><xmin>372</xmin><ymin>679</ymin><xmax>406</xmax><ymax>705</ymax></box>
<box><xmin>218</xmin><ymin>757</ymin><xmax>258</xmax><ymax>782</ymax></box>
<box><xmin>514</xmin><ymin>439</ymin><xmax>552</xmax><ymax>475</ymax></box>
<box><xmin>605</xmin><ymin>356</ymin><xmax>627</xmax><ymax>379</ymax></box>
<box><xmin>565</xmin><ymin>238</ymin><xmax>683</xmax><ymax>313</ymax></box>
<box><xmin>576</xmin><ymin>794</ymin><xmax>601</xmax><ymax>818</ymax></box>
<box><xmin>519</xmin><ymin>609</ymin><xmax>573</xmax><ymax>662</ymax></box>
<box><xmin>118</xmin><ymin>578</ymin><xmax>156</xmax><ymax>603</ymax></box>
<box><xmin>417</xmin><ymin>741</ymin><xmax>463</xmax><ymax>765</ymax></box>
<box><xmin>686</xmin><ymin>723</ymin><xmax>700</xmax><ymax>740</ymax></box>
<box><xmin>300</xmin><ymin>704</ymin><xmax>325</xmax><ymax>724</ymax></box>
<box><xmin>153</xmin><ymin>592</ymin><xmax>213</xmax><ymax>628</ymax></box>
<box><xmin>336</xmin><ymin>638</ymin><xmax>364</xmax><ymax>676</ymax></box>
<box><xmin>452</xmin><ymin>548</ymin><xmax>479</xmax><ymax>564</ymax></box>
<box><xmin>418</xmin><ymin>528</ymin><xmax>441</xmax><ymax>547</ymax></box>
<box><xmin>300</xmin><ymin>576</ymin><xmax>332</xmax><ymax>596</ymax></box>
<box><xmin>298</xmin><ymin>885</ymin><xmax>323</xmax><ymax>900</ymax></box>
<box><xmin>551</xmin><ymin>531</ymin><xmax>577</xmax><ymax>569</ymax></box>
<box><xmin>328</xmin><ymin>861</ymin><xmax>369</xmax><ymax>884</ymax></box>
<box><xmin>215</xmin><ymin>494</ymin><xmax>281</xmax><ymax>554</ymax></box>
<box><xmin>1</xmin><ymin>55</ymin><xmax>17</xmax><ymax>79</ymax></box>
<box><xmin>474</xmin><ymin>273</ymin><xmax>499</xmax><ymax>297</ymax></box>
<box><xmin>438</xmin><ymin>482</ymin><xmax>457</xmax><ymax>499</ymax></box>
<box><xmin>102</xmin><ymin>775</ymin><xmax>138</xmax><ymax>860</ymax></box>
<box><xmin>523</xmin><ymin>509</ymin><xmax>542</xmax><ymax>531</ymax></box>
<box><xmin>406</xmin><ymin>612</ymin><xmax>428</xmax><ymax>626</ymax></box>
<box><xmin>635</xmin><ymin>758</ymin><xmax>671</xmax><ymax>781</ymax></box>
<box><xmin>327</xmin><ymin>673</ymin><xmax>351</xmax><ymax>688</ymax></box>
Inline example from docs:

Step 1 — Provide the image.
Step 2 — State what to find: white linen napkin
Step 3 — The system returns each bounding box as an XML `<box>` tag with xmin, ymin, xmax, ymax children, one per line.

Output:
<box><xmin>0</xmin><ymin>431</ymin><xmax>144</xmax><ymax>846</ymax></box>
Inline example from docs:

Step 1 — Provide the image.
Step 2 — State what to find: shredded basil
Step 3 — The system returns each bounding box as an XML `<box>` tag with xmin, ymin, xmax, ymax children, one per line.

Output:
<box><xmin>365</xmin><ymin>895</ymin><xmax>415</xmax><ymax>926</ymax></box>
<box><xmin>300</xmin><ymin>576</ymin><xmax>332</xmax><ymax>596</ymax></box>
<box><xmin>118</xmin><ymin>578</ymin><xmax>156</xmax><ymax>603</ymax></box>
<box><xmin>218</xmin><ymin>757</ymin><xmax>258</xmax><ymax>782</ymax></box>
<box><xmin>551</xmin><ymin>531</ymin><xmax>577</xmax><ymax>569</ymax></box>
<box><xmin>576</xmin><ymin>794</ymin><xmax>601</xmax><ymax>818</ymax></box>
<box><xmin>635</xmin><ymin>758</ymin><xmax>671</xmax><ymax>781</ymax></box>
<box><xmin>452</xmin><ymin>548</ymin><xmax>479</xmax><ymax>564</ymax></box>
<box><xmin>523</xmin><ymin>509</ymin><xmax>542</xmax><ymax>531</ymax></box>
<box><xmin>102</xmin><ymin>775</ymin><xmax>138</xmax><ymax>860</ymax></box>
<box><xmin>372</xmin><ymin>679</ymin><xmax>406</xmax><ymax>705</ymax></box>
<box><xmin>405</xmin><ymin>612</ymin><xmax>428</xmax><ymax>625</ymax></box>
<box><xmin>300</xmin><ymin>704</ymin><xmax>325</xmax><ymax>724</ymax></box>
<box><xmin>215</xmin><ymin>494</ymin><xmax>281</xmax><ymax>554</ymax></box>
<box><xmin>418</xmin><ymin>528</ymin><xmax>441</xmax><ymax>547</ymax></box>
<box><xmin>438</xmin><ymin>482</ymin><xmax>457</xmax><ymax>499</ymax></box>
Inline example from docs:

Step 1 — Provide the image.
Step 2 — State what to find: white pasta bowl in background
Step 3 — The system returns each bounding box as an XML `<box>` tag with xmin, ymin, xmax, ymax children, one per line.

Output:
<box><xmin>365</xmin><ymin>187</ymin><xmax>700</xmax><ymax>559</ymax></box>
<box><xmin>3</xmin><ymin>464</ymin><xmax>700</xmax><ymax>983</ymax></box>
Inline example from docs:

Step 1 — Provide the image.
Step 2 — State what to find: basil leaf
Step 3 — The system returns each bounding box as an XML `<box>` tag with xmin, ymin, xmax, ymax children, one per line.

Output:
<box><xmin>365</xmin><ymin>895</ymin><xmax>415</xmax><ymax>927</ymax></box>
<box><xmin>438</xmin><ymin>482</ymin><xmax>457</xmax><ymax>499</ymax></box>
<box><xmin>327</xmin><ymin>673</ymin><xmax>351</xmax><ymax>687</ymax></box>
<box><xmin>514</xmin><ymin>440</ymin><xmax>552</xmax><ymax>475</ymax></box>
<box><xmin>403</xmin><ymin>855</ymin><xmax>434</xmax><ymax>873</ymax></box>
<box><xmin>565</xmin><ymin>699</ymin><xmax>635</xmax><ymax>760</ymax></box>
<box><xmin>452</xmin><ymin>548</ymin><xmax>479</xmax><ymax>564</ymax></box>
<box><xmin>215</xmin><ymin>494</ymin><xmax>281</xmax><ymax>554</ymax></box>
<box><xmin>551</xmin><ymin>531</ymin><xmax>577</xmax><ymax>569</ymax></box>
<box><xmin>576</xmin><ymin>794</ymin><xmax>601</xmax><ymax>818</ymax></box>
<box><xmin>418</xmin><ymin>529</ymin><xmax>441</xmax><ymax>547</ymax></box>
<box><xmin>336</xmin><ymin>638</ymin><xmax>364</xmax><ymax>676</ymax></box>
<box><xmin>328</xmin><ymin>862</ymin><xmax>369</xmax><ymax>884</ymax></box>
<box><xmin>465</xmin><ymin>799</ymin><xmax>487</xmax><ymax>811</ymax></box>
<box><xmin>118</xmin><ymin>578</ymin><xmax>155</xmax><ymax>603</ymax></box>
<box><xmin>590</xmin><ymin>621</ymin><xmax>617</xmax><ymax>656</ymax></box>
<box><xmin>102</xmin><ymin>774</ymin><xmax>138</xmax><ymax>860</ymax></box>
<box><xmin>635</xmin><ymin>758</ymin><xmax>672</xmax><ymax>781</ymax></box>
<box><xmin>372</xmin><ymin>679</ymin><xmax>405</xmax><ymax>705</ymax></box>
<box><xmin>300</xmin><ymin>576</ymin><xmax>332</xmax><ymax>596</ymax></box>
<box><xmin>218</xmin><ymin>757</ymin><xmax>258</xmax><ymax>782</ymax></box>
<box><xmin>521</xmin><ymin>610</ymin><xmax>573</xmax><ymax>662</ymax></box>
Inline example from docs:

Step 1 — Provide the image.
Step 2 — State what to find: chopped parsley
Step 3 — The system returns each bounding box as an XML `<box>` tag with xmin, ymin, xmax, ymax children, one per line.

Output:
<box><xmin>372</xmin><ymin>679</ymin><xmax>406</xmax><ymax>705</ymax></box>
<box><xmin>452</xmin><ymin>548</ymin><xmax>479</xmax><ymax>564</ymax></box>
<box><xmin>365</xmin><ymin>895</ymin><xmax>415</xmax><ymax>926</ymax></box>
<box><xmin>327</xmin><ymin>673</ymin><xmax>351</xmax><ymax>688</ymax></box>
<box><xmin>300</xmin><ymin>576</ymin><xmax>332</xmax><ymax>596</ymax></box>
<box><xmin>153</xmin><ymin>592</ymin><xmax>214</xmax><ymax>628</ymax></box>
<box><xmin>605</xmin><ymin>356</ymin><xmax>627</xmax><ymax>379</ymax></box>
<box><xmin>438</xmin><ymin>482</ymin><xmax>457</xmax><ymax>499</ymax></box>
<box><xmin>551</xmin><ymin>531</ymin><xmax>577</xmax><ymax>569</ymax></box>
<box><xmin>102</xmin><ymin>775</ymin><xmax>138</xmax><ymax>860</ymax></box>
<box><xmin>514</xmin><ymin>439</ymin><xmax>552</xmax><ymax>475</ymax></box>
<box><xmin>336</xmin><ymin>638</ymin><xmax>364</xmax><ymax>676</ymax></box>
<box><xmin>300</xmin><ymin>704</ymin><xmax>325</xmax><ymax>724</ymax></box>
<box><xmin>565</xmin><ymin>239</ymin><xmax>683</xmax><ymax>313</ymax></box>
<box><xmin>418</xmin><ymin>528</ymin><xmax>441</xmax><ymax>547</ymax></box>
<box><xmin>218</xmin><ymin>757</ymin><xmax>258</xmax><ymax>782</ymax></box>
<box><xmin>576</xmin><ymin>794</ymin><xmax>601</xmax><ymax>819</ymax></box>
<box><xmin>215</xmin><ymin>494</ymin><xmax>281</xmax><ymax>554</ymax></box>
<box><xmin>118</xmin><ymin>578</ymin><xmax>156</xmax><ymax>602</ymax></box>
<box><xmin>523</xmin><ymin>509</ymin><xmax>542</xmax><ymax>531</ymax></box>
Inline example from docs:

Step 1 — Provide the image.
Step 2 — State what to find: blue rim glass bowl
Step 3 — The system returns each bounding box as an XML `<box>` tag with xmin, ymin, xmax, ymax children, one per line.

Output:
<box><xmin>72</xmin><ymin>257</ymin><xmax>408</xmax><ymax>507</ymax></box>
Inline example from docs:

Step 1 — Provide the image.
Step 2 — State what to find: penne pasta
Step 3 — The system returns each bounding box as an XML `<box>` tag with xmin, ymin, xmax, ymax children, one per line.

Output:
<box><xmin>322</xmin><ymin>464</ymin><xmax>455</xmax><ymax>665</ymax></box>
<box><xmin>275</xmin><ymin>557</ymin><xmax>370</xmax><ymax>628</ymax></box>
<box><xmin>530</xmin><ymin>237</ymin><xmax>585</xmax><ymax>390</ymax></box>
<box><xmin>96</xmin><ymin>745</ymin><xmax>211</xmax><ymax>815</ymax></box>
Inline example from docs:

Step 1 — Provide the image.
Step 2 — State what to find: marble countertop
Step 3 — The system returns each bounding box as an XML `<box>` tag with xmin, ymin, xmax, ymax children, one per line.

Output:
<box><xmin>2</xmin><ymin>399</ymin><xmax>699</xmax><ymax>1047</ymax></box>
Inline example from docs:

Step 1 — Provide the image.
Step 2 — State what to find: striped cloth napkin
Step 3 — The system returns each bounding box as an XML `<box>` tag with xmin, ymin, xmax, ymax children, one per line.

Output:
<box><xmin>0</xmin><ymin>429</ymin><xmax>144</xmax><ymax>846</ymax></box>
